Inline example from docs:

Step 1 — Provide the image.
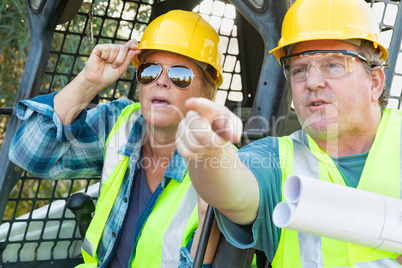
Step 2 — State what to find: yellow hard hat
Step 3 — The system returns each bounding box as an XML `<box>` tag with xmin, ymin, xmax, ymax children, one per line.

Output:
<box><xmin>133</xmin><ymin>10</ymin><xmax>223</xmax><ymax>87</ymax></box>
<box><xmin>270</xmin><ymin>0</ymin><xmax>388</xmax><ymax>63</ymax></box>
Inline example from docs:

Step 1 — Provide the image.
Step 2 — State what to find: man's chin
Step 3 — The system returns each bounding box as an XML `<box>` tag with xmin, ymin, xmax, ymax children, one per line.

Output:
<box><xmin>303</xmin><ymin>123</ymin><xmax>339</xmax><ymax>141</ymax></box>
<box><xmin>300</xmin><ymin>117</ymin><xmax>339</xmax><ymax>138</ymax></box>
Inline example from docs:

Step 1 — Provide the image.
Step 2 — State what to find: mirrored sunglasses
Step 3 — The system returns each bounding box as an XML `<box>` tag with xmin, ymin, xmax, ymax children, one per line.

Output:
<box><xmin>136</xmin><ymin>62</ymin><xmax>197</xmax><ymax>89</ymax></box>
<box><xmin>280</xmin><ymin>50</ymin><xmax>368</xmax><ymax>82</ymax></box>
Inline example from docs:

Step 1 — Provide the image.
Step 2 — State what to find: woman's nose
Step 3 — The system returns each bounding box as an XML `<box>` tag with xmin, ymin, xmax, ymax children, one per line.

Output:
<box><xmin>156</xmin><ymin>69</ymin><xmax>170</xmax><ymax>88</ymax></box>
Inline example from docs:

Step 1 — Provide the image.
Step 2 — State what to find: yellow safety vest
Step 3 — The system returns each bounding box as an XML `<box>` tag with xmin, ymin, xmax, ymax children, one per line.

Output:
<box><xmin>272</xmin><ymin>108</ymin><xmax>402</xmax><ymax>268</ymax></box>
<box><xmin>76</xmin><ymin>103</ymin><xmax>199</xmax><ymax>268</ymax></box>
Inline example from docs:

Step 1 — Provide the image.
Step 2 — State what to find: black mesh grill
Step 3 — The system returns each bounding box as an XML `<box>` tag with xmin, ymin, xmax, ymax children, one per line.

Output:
<box><xmin>38</xmin><ymin>0</ymin><xmax>154</xmax><ymax>103</ymax></box>
<box><xmin>374</xmin><ymin>0</ymin><xmax>402</xmax><ymax>109</ymax></box>
<box><xmin>1</xmin><ymin>170</ymin><xmax>99</xmax><ymax>264</ymax></box>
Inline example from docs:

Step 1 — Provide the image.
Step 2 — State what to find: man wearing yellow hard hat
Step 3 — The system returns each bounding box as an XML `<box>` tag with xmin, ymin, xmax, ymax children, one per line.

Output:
<box><xmin>176</xmin><ymin>0</ymin><xmax>402</xmax><ymax>266</ymax></box>
<box><xmin>10</xmin><ymin>9</ymin><xmax>221</xmax><ymax>268</ymax></box>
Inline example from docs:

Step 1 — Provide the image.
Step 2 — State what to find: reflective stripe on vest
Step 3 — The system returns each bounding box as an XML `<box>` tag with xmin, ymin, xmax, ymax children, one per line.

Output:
<box><xmin>290</xmin><ymin>130</ymin><xmax>323</xmax><ymax>267</ymax></box>
<box><xmin>273</xmin><ymin>108</ymin><xmax>402</xmax><ymax>268</ymax></box>
<box><xmin>162</xmin><ymin>184</ymin><xmax>197</xmax><ymax>266</ymax></box>
<box><xmin>130</xmin><ymin>174</ymin><xmax>198</xmax><ymax>268</ymax></box>
<box><xmin>101</xmin><ymin>103</ymin><xmax>141</xmax><ymax>189</ymax></box>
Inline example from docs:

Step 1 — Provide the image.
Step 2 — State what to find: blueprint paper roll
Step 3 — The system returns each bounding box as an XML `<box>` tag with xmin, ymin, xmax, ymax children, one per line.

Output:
<box><xmin>272</xmin><ymin>174</ymin><xmax>402</xmax><ymax>254</ymax></box>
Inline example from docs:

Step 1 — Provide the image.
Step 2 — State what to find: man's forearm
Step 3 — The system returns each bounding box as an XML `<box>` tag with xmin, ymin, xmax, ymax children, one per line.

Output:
<box><xmin>188</xmin><ymin>145</ymin><xmax>260</xmax><ymax>225</ymax></box>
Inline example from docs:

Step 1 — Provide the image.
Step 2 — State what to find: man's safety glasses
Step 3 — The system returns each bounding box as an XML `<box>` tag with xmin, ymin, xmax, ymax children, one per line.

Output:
<box><xmin>136</xmin><ymin>62</ymin><xmax>197</xmax><ymax>89</ymax></box>
<box><xmin>280</xmin><ymin>50</ymin><xmax>368</xmax><ymax>82</ymax></box>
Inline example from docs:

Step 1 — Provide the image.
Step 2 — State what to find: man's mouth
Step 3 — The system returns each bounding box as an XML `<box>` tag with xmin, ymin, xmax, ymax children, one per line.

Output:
<box><xmin>312</xmin><ymin>101</ymin><xmax>325</xmax><ymax>106</ymax></box>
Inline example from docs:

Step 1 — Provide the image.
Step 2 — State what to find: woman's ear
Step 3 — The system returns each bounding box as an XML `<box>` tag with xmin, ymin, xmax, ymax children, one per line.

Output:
<box><xmin>370</xmin><ymin>67</ymin><xmax>385</xmax><ymax>102</ymax></box>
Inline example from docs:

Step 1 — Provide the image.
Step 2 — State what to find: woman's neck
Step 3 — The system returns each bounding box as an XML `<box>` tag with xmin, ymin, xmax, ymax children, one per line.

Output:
<box><xmin>143</xmin><ymin>124</ymin><xmax>177</xmax><ymax>160</ymax></box>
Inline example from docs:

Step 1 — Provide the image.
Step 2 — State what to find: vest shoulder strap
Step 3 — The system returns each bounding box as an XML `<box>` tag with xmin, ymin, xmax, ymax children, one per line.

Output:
<box><xmin>101</xmin><ymin>103</ymin><xmax>141</xmax><ymax>190</ymax></box>
<box><xmin>289</xmin><ymin>130</ymin><xmax>320</xmax><ymax>179</ymax></box>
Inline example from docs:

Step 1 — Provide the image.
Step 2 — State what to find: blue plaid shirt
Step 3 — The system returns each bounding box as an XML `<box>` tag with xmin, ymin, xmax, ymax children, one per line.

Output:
<box><xmin>9</xmin><ymin>93</ymin><xmax>203</xmax><ymax>267</ymax></box>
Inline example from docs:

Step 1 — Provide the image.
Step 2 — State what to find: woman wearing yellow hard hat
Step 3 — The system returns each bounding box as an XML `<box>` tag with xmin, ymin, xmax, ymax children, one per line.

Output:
<box><xmin>9</xmin><ymin>9</ymin><xmax>222</xmax><ymax>267</ymax></box>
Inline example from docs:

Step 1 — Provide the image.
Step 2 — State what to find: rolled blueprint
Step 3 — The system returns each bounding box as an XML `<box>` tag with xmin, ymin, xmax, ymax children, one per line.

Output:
<box><xmin>272</xmin><ymin>174</ymin><xmax>402</xmax><ymax>254</ymax></box>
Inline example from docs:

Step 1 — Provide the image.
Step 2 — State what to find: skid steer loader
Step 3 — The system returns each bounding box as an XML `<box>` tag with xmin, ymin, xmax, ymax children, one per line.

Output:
<box><xmin>0</xmin><ymin>0</ymin><xmax>401</xmax><ymax>267</ymax></box>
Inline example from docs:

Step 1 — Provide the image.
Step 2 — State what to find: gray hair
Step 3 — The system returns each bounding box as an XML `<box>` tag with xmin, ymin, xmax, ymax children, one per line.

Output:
<box><xmin>358</xmin><ymin>40</ymin><xmax>389</xmax><ymax>110</ymax></box>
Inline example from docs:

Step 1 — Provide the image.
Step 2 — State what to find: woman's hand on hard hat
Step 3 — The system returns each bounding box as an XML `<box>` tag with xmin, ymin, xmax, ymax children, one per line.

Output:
<box><xmin>53</xmin><ymin>39</ymin><xmax>140</xmax><ymax>125</ymax></box>
<box><xmin>176</xmin><ymin>97</ymin><xmax>243</xmax><ymax>161</ymax></box>
<box><xmin>82</xmin><ymin>39</ymin><xmax>141</xmax><ymax>89</ymax></box>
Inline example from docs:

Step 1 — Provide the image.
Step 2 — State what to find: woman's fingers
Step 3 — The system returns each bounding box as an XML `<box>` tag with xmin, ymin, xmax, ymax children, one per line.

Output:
<box><xmin>83</xmin><ymin>39</ymin><xmax>140</xmax><ymax>85</ymax></box>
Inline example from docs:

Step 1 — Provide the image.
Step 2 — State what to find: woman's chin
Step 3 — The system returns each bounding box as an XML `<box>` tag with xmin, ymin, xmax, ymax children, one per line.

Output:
<box><xmin>147</xmin><ymin>116</ymin><xmax>179</xmax><ymax>129</ymax></box>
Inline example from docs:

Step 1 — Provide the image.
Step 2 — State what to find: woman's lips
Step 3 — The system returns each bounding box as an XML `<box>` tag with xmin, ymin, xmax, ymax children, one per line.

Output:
<box><xmin>151</xmin><ymin>96</ymin><xmax>170</xmax><ymax>107</ymax></box>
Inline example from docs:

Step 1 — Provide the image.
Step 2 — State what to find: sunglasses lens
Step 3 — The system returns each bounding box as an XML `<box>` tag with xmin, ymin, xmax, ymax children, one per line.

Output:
<box><xmin>137</xmin><ymin>63</ymin><xmax>162</xmax><ymax>85</ymax></box>
<box><xmin>168</xmin><ymin>66</ymin><xmax>194</xmax><ymax>88</ymax></box>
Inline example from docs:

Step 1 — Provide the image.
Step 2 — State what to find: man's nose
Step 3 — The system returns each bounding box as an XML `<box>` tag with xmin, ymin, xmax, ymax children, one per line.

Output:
<box><xmin>305</xmin><ymin>64</ymin><xmax>325</xmax><ymax>90</ymax></box>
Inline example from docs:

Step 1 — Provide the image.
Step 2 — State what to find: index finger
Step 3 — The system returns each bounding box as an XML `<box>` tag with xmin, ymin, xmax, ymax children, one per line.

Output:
<box><xmin>185</xmin><ymin>98</ymin><xmax>228</xmax><ymax>121</ymax></box>
<box><xmin>185</xmin><ymin>97</ymin><xmax>243</xmax><ymax>143</ymax></box>
<box><xmin>125</xmin><ymin>39</ymin><xmax>139</xmax><ymax>49</ymax></box>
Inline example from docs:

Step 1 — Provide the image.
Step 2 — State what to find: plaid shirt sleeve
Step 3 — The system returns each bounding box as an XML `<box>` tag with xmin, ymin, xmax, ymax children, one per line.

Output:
<box><xmin>9</xmin><ymin>92</ymin><xmax>134</xmax><ymax>180</ymax></box>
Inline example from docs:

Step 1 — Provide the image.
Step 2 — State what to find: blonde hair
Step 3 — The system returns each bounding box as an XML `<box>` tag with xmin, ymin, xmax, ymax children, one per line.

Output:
<box><xmin>199</xmin><ymin>65</ymin><xmax>218</xmax><ymax>101</ymax></box>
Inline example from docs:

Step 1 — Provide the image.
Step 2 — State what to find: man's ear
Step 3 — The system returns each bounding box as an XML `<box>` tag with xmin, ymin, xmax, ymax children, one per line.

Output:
<box><xmin>370</xmin><ymin>67</ymin><xmax>385</xmax><ymax>102</ymax></box>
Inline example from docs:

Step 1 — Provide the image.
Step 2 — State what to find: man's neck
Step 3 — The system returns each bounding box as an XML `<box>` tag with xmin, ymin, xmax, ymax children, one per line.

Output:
<box><xmin>310</xmin><ymin>113</ymin><xmax>382</xmax><ymax>157</ymax></box>
<box><xmin>313</xmin><ymin>131</ymin><xmax>376</xmax><ymax>157</ymax></box>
